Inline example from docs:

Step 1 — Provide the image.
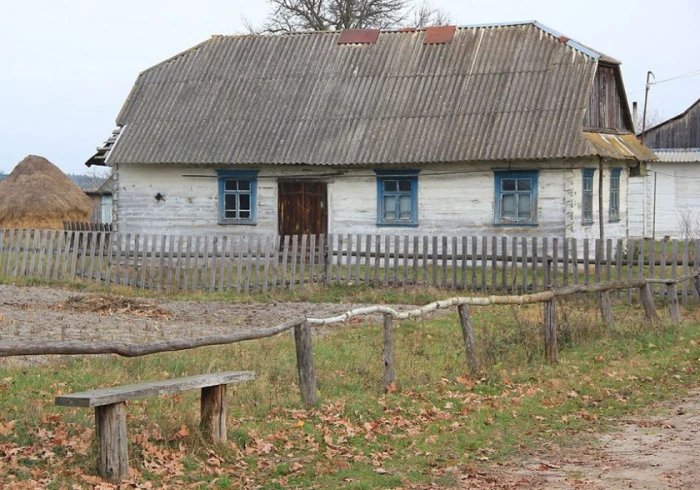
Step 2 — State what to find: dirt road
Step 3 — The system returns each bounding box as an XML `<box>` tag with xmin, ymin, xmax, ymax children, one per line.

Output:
<box><xmin>465</xmin><ymin>392</ymin><xmax>700</xmax><ymax>489</ymax></box>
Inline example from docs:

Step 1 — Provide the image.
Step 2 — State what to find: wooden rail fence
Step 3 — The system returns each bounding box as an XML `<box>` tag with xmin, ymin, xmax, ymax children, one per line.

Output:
<box><xmin>2</xmin><ymin>274</ymin><xmax>699</xmax><ymax>408</ymax></box>
<box><xmin>1</xmin><ymin>228</ymin><xmax>699</xmax><ymax>303</ymax></box>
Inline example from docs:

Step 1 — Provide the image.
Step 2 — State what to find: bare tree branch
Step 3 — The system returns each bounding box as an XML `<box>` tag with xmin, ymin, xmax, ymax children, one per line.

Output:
<box><xmin>257</xmin><ymin>0</ymin><xmax>447</xmax><ymax>33</ymax></box>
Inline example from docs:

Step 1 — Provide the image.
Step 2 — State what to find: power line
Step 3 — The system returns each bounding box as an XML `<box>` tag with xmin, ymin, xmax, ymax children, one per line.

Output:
<box><xmin>650</xmin><ymin>68</ymin><xmax>700</xmax><ymax>86</ymax></box>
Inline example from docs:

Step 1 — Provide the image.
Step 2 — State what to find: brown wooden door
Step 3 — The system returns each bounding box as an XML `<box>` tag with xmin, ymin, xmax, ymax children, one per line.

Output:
<box><xmin>278</xmin><ymin>181</ymin><xmax>328</xmax><ymax>237</ymax></box>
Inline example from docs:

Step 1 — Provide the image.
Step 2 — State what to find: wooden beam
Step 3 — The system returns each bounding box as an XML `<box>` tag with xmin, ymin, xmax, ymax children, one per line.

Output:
<box><xmin>382</xmin><ymin>314</ymin><xmax>395</xmax><ymax>391</ymax></box>
<box><xmin>666</xmin><ymin>283</ymin><xmax>681</xmax><ymax>325</ymax></box>
<box><xmin>56</xmin><ymin>371</ymin><xmax>255</xmax><ymax>407</ymax></box>
<box><xmin>294</xmin><ymin>321</ymin><xmax>318</xmax><ymax>407</ymax></box>
<box><xmin>201</xmin><ymin>385</ymin><xmax>227</xmax><ymax>443</ymax></box>
<box><xmin>4</xmin><ymin>319</ymin><xmax>305</xmax><ymax>358</ymax></box>
<box><xmin>95</xmin><ymin>402</ymin><xmax>128</xmax><ymax>482</ymax></box>
<box><xmin>458</xmin><ymin>304</ymin><xmax>479</xmax><ymax>374</ymax></box>
<box><xmin>599</xmin><ymin>290</ymin><xmax>614</xmax><ymax>329</ymax></box>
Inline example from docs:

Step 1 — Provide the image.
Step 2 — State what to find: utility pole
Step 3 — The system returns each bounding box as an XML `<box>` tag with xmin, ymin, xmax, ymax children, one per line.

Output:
<box><xmin>640</xmin><ymin>71</ymin><xmax>655</xmax><ymax>145</ymax></box>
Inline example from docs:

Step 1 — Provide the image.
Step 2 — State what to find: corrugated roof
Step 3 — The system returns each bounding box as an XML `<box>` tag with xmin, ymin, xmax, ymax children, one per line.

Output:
<box><xmin>105</xmin><ymin>22</ymin><xmax>647</xmax><ymax>166</ymax></box>
<box><xmin>584</xmin><ymin>132</ymin><xmax>657</xmax><ymax>161</ymax></box>
<box><xmin>654</xmin><ymin>149</ymin><xmax>700</xmax><ymax>163</ymax></box>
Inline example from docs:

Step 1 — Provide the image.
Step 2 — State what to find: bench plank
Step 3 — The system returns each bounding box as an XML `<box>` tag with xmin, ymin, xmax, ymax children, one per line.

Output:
<box><xmin>55</xmin><ymin>371</ymin><xmax>256</xmax><ymax>407</ymax></box>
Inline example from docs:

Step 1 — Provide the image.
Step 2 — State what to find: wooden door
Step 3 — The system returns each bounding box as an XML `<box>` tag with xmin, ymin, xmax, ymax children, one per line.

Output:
<box><xmin>278</xmin><ymin>181</ymin><xmax>328</xmax><ymax>237</ymax></box>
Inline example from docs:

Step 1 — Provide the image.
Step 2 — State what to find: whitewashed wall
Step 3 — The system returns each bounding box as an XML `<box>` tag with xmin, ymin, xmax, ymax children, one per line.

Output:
<box><xmin>628</xmin><ymin>162</ymin><xmax>700</xmax><ymax>239</ymax></box>
<box><xmin>113</xmin><ymin>159</ymin><xmax>632</xmax><ymax>240</ymax></box>
<box><xmin>565</xmin><ymin>162</ymin><xmax>630</xmax><ymax>241</ymax></box>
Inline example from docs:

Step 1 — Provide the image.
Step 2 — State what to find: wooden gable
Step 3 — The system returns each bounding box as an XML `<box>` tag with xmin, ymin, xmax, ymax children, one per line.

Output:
<box><xmin>585</xmin><ymin>64</ymin><xmax>633</xmax><ymax>133</ymax></box>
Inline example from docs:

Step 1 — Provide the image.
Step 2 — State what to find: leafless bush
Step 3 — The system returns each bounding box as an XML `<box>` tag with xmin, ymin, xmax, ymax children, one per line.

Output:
<box><xmin>677</xmin><ymin>209</ymin><xmax>700</xmax><ymax>240</ymax></box>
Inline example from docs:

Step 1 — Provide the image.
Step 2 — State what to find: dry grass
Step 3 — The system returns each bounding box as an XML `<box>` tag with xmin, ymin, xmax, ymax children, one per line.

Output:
<box><xmin>51</xmin><ymin>294</ymin><xmax>171</xmax><ymax>318</ymax></box>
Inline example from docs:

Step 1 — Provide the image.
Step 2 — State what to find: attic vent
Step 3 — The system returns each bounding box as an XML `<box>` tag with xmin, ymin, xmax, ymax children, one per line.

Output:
<box><xmin>423</xmin><ymin>25</ymin><xmax>456</xmax><ymax>44</ymax></box>
<box><xmin>337</xmin><ymin>29</ymin><xmax>380</xmax><ymax>45</ymax></box>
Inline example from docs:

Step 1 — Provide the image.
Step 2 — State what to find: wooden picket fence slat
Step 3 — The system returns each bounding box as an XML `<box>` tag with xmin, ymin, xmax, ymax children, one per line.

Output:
<box><xmin>2</xmin><ymin>229</ymin><xmax>699</xmax><ymax>305</ymax></box>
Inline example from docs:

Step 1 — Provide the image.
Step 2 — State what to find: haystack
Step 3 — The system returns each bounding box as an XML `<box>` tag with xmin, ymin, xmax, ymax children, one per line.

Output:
<box><xmin>0</xmin><ymin>155</ymin><xmax>93</xmax><ymax>229</ymax></box>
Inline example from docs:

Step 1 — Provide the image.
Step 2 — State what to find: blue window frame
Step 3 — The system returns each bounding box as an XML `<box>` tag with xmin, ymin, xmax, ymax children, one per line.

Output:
<box><xmin>375</xmin><ymin>170</ymin><xmax>419</xmax><ymax>226</ymax></box>
<box><xmin>216</xmin><ymin>170</ymin><xmax>258</xmax><ymax>225</ymax></box>
<box><xmin>582</xmin><ymin>168</ymin><xmax>595</xmax><ymax>225</ymax></box>
<box><xmin>494</xmin><ymin>171</ymin><xmax>538</xmax><ymax>225</ymax></box>
<box><xmin>609</xmin><ymin>168</ymin><xmax>621</xmax><ymax>222</ymax></box>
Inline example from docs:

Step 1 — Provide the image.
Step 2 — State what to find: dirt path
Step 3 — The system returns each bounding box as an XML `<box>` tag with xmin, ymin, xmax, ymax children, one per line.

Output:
<box><xmin>462</xmin><ymin>394</ymin><xmax>700</xmax><ymax>489</ymax></box>
<box><xmin>1</xmin><ymin>284</ymin><xmax>699</xmax><ymax>488</ymax></box>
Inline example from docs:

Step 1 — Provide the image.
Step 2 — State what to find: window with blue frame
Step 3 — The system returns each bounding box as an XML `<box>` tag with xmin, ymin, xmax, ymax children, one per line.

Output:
<box><xmin>494</xmin><ymin>171</ymin><xmax>538</xmax><ymax>225</ymax></box>
<box><xmin>609</xmin><ymin>168</ymin><xmax>621</xmax><ymax>222</ymax></box>
<box><xmin>582</xmin><ymin>168</ymin><xmax>595</xmax><ymax>225</ymax></box>
<box><xmin>217</xmin><ymin>170</ymin><xmax>258</xmax><ymax>225</ymax></box>
<box><xmin>375</xmin><ymin>170</ymin><xmax>419</xmax><ymax>226</ymax></box>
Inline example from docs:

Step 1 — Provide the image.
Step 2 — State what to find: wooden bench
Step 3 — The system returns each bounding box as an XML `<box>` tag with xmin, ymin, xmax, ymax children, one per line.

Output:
<box><xmin>56</xmin><ymin>371</ymin><xmax>256</xmax><ymax>482</ymax></box>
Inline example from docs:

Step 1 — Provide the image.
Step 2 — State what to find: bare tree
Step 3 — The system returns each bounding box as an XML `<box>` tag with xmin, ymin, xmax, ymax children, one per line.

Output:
<box><xmin>256</xmin><ymin>0</ymin><xmax>449</xmax><ymax>33</ymax></box>
<box><xmin>410</xmin><ymin>0</ymin><xmax>450</xmax><ymax>28</ymax></box>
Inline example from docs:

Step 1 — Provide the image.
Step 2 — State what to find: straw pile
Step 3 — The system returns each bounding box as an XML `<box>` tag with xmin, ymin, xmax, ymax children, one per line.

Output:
<box><xmin>0</xmin><ymin>155</ymin><xmax>93</xmax><ymax>229</ymax></box>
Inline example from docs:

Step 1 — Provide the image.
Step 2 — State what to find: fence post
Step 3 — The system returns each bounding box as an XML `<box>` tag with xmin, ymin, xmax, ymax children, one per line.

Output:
<box><xmin>544</xmin><ymin>299</ymin><xmax>558</xmax><ymax>364</ymax></box>
<box><xmin>382</xmin><ymin>314</ymin><xmax>395</xmax><ymax>391</ymax></box>
<box><xmin>294</xmin><ymin>321</ymin><xmax>318</xmax><ymax>407</ymax></box>
<box><xmin>639</xmin><ymin>283</ymin><xmax>659</xmax><ymax>325</ymax></box>
<box><xmin>457</xmin><ymin>304</ymin><xmax>479</xmax><ymax>374</ymax></box>
<box><xmin>599</xmin><ymin>290</ymin><xmax>614</xmax><ymax>329</ymax></box>
<box><xmin>666</xmin><ymin>283</ymin><xmax>681</xmax><ymax>325</ymax></box>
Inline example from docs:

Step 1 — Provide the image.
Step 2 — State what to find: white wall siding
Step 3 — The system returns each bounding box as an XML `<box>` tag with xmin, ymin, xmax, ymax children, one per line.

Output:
<box><xmin>566</xmin><ymin>163</ymin><xmax>630</xmax><ymax>242</ymax></box>
<box><xmin>116</xmin><ymin>160</ymin><xmax>631</xmax><ymax>239</ymax></box>
<box><xmin>632</xmin><ymin>162</ymin><xmax>700</xmax><ymax>239</ymax></box>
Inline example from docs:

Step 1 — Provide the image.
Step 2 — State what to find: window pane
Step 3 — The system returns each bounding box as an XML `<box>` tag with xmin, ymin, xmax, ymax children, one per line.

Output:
<box><xmin>398</xmin><ymin>180</ymin><xmax>412</xmax><ymax>192</ymax></box>
<box><xmin>399</xmin><ymin>195</ymin><xmax>412</xmax><ymax>220</ymax></box>
<box><xmin>225</xmin><ymin>180</ymin><xmax>238</xmax><ymax>192</ymax></box>
<box><xmin>239</xmin><ymin>210</ymin><xmax>250</xmax><ymax>219</ymax></box>
<box><xmin>384</xmin><ymin>180</ymin><xmax>397</xmax><ymax>192</ymax></box>
<box><xmin>518</xmin><ymin>194</ymin><xmax>531</xmax><ymax>219</ymax></box>
<box><xmin>383</xmin><ymin>196</ymin><xmax>396</xmax><ymax>220</ymax></box>
<box><xmin>502</xmin><ymin>179</ymin><xmax>516</xmax><ymax>191</ymax></box>
<box><xmin>238</xmin><ymin>180</ymin><xmax>250</xmax><ymax>191</ymax></box>
<box><xmin>517</xmin><ymin>179</ymin><xmax>531</xmax><ymax>191</ymax></box>
<box><xmin>501</xmin><ymin>194</ymin><xmax>516</xmax><ymax>219</ymax></box>
<box><xmin>583</xmin><ymin>177</ymin><xmax>592</xmax><ymax>191</ymax></box>
<box><xmin>239</xmin><ymin>194</ymin><xmax>251</xmax><ymax>212</ymax></box>
<box><xmin>583</xmin><ymin>195</ymin><xmax>592</xmax><ymax>220</ymax></box>
<box><xmin>225</xmin><ymin>194</ymin><xmax>237</xmax><ymax>212</ymax></box>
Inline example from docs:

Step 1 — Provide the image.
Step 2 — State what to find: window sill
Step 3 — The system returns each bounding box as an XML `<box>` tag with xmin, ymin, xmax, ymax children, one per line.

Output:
<box><xmin>218</xmin><ymin>221</ymin><xmax>257</xmax><ymax>226</ymax></box>
<box><xmin>494</xmin><ymin>222</ymin><xmax>539</xmax><ymax>227</ymax></box>
<box><xmin>376</xmin><ymin>222</ymin><xmax>419</xmax><ymax>228</ymax></box>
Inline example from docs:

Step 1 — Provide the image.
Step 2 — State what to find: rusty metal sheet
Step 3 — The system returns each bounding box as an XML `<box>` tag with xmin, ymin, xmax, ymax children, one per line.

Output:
<box><xmin>337</xmin><ymin>29</ymin><xmax>379</xmax><ymax>44</ymax></box>
<box><xmin>584</xmin><ymin>132</ymin><xmax>657</xmax><ymax>161</ymax></box>
<box><xmin>423</xmin><ymin>25</ymin><xmax>456</xmax><ymax>44</ymax></box>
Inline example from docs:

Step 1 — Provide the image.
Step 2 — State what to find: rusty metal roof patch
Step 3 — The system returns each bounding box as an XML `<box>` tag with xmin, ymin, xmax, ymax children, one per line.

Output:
<box><xmin>423</xmin><ymin>25</ymin><xmax>456</xmax><ymax>44</ymax></box>
<box><xmin>338</xmin><ymin>29</ymin><xmax>379</xmax><ymax>44</ymax></box>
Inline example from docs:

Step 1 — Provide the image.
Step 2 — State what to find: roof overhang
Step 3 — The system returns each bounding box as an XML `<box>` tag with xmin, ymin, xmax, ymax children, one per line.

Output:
<box><xmin>584</xmin><ymin>132</ymin><xmax>657</xmax><ymax>161</ymax></box>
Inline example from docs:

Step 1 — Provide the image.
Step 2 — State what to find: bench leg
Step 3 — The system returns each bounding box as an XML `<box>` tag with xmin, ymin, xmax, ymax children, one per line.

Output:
<box><xmin>201</xmin><ymin>385</ymin><xmax>227</xmax><ymax>443</ymax></box>
<box><xmin>95</xmin><ymin>402</ymin><xmax>129</xmax><ymax>482</ymax></box>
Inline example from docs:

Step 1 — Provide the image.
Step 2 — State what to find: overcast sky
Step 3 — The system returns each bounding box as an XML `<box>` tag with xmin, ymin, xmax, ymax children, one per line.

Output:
<box><xmin>1</xmin><ymin>0</ymin><xmax>698</xmax><ymax>174</ymax></box>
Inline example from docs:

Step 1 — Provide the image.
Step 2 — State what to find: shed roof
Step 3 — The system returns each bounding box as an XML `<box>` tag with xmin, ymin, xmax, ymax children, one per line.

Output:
<box><xmin>102</xmin><ymin>21</ymin><xmax>653</xmax><ymax>166</ymax></box>
<box><xmin>654</xmin><ymin>149</ymin><xmax>700</xmax><ymax>163</ymax></box>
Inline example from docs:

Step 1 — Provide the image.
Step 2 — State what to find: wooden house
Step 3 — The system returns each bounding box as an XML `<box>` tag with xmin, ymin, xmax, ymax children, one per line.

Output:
<box><xmin>86</xmin><ymin>21</ymin><xmax>654</xmax><ymax>240</ymax></box>
<box><xmin>631</xmin><ymin>98</ymin><xmax>700</xmax><ymax>239</ymax></box>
